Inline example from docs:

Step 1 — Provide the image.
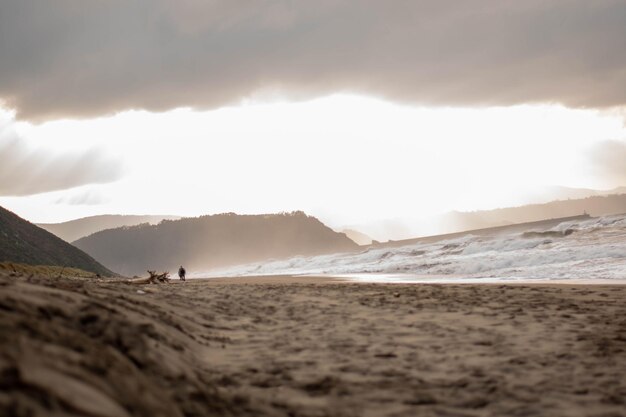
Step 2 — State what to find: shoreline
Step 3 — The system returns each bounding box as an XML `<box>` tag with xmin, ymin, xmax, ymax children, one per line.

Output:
<box><xmin>187</xmin><ymin>274</ymin><xmax>626</xmax><ymax>286</ymax></box>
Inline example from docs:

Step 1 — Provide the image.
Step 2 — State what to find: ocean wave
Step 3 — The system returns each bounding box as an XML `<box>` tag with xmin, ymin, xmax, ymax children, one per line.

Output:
<box><xmin>202</xmin><ymin>214</ymin><xmax>626</xmax><ymax>281</ymax></box>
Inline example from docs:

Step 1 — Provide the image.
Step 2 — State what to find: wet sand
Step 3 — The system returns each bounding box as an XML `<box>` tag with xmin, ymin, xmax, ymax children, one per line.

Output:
<box><xmin>1</xmin><ymin>273</ymin><xmax>625</xmax><ymax>417</ymax></box>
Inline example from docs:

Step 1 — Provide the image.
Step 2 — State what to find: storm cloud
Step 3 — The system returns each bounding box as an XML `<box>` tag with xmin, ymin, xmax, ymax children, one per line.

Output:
<box><xmin>0</xmin><ymin>0</ymin><xmax>625</xmax><ymax>120</ymax></box>
<box><xmin>0</xmin><ymin>124</ymin><xmax>124</xmax><ymax>196</ymax></box>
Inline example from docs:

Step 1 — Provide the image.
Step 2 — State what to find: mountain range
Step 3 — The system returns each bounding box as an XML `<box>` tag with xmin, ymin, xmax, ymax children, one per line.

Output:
<box><xmin>28</xmin><ymin>189</ymin><xmax>626</xmax><ymax>276</ymax></box>
<box><xmin>73</xmin><ymin>211</ymin><xmax>358</xmax><ymax>276</ymax></box>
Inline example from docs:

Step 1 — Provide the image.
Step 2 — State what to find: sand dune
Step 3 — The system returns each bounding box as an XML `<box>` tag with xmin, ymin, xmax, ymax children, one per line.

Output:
<box><xmin>1</xmin><ymin>272</ymin><xmax>625</xmax><ymax>416</ymax></box>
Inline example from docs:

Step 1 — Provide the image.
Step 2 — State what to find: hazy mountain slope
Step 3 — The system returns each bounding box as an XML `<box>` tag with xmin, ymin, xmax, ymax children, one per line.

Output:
<box><xmin>73</xmin><ymin>211</ymin><xmax>358</xmax><ymax>276</ymax></box>
<box><xmin>0</xmin><ymin>206</ymin><xmax>114</xmax><ymax>276</ymax></box>
<box><xmin>37</xmin><ymin>214</ymin><xmax>181</xmax><ymax>242</ymax></box>
<box><xmin>524</xmin><ymin>185</ymin><xmax>626</xmax><ymax>202</ymax></box>
<box><xmin>341</xmin><ymin>229</ymin><xmax>373</xmax><ymax>246</ymax></box>
<box><xmin>447</xmin><ymin>193</ymin><xmax>626</xmax><ymax>233</ymax></box>
<box><xmin>346</xmin><ymin>193</ymin><xmax>626</xmax><ymax>241</ymax></box>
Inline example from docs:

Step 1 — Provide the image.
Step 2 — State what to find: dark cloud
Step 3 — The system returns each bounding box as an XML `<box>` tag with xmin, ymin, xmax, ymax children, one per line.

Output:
<box><xmin>589</xmin><ymin>140</ymin><xmax>626</xmax><ymax>187</ymax></box>
<box><xmin>1</xmin><ymin>0</ymin><xmax>625</xmax><ymax>120</ymax></box>
<box><xmin>0</xmin><ymin>124</ymin><xmax>125</xmax><ymax>196</ymax></box>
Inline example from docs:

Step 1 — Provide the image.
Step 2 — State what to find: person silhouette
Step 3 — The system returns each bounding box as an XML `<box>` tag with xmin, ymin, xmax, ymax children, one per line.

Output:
<box><xmin>178</xmin><ymin>265</ymin><xmax>186</xmax><ymax>281</ymax></box>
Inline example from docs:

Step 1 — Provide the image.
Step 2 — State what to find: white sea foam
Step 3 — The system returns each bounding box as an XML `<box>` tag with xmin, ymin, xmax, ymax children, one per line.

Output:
<box><xmin>199</xmin><ymin>214</ymin><xmax>626</xmax><ymax>282</ymax></box>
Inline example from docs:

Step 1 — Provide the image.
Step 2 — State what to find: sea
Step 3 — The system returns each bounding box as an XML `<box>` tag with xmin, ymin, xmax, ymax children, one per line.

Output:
<box><xmin>198</xmin><ymin>214</ymin><xmax>626</xmax><ymax>283</ymax></box>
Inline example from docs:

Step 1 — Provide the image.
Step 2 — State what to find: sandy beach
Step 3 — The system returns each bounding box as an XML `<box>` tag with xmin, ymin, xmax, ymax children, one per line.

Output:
<box><xmin>1</xmin><ymin>273</ymin><xmax>625</xmax><ymax>417</ymax></box>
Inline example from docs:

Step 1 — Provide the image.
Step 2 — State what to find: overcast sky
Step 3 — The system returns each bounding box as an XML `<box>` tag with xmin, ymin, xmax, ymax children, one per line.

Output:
<box><xmin>1</xmin><ymin>1</ymin><xmax>625</xmax><ymax>229</ymax></box>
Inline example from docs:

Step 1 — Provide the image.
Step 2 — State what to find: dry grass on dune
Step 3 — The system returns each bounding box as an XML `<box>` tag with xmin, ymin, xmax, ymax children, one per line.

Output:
<box><xmin>0</xmin><ymin>262</ymin><xmax>98</xmax><ymax>279</ymax></box>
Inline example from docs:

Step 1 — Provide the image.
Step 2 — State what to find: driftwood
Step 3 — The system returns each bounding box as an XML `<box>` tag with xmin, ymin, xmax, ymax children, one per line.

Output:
<box><xmin>126</xmin><ymin>270</ymin><xmax>170</xmax><ymax>285</ymax></box>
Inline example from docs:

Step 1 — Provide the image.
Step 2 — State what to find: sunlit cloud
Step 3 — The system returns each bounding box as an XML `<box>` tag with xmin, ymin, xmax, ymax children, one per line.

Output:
<box><xmin>0</xmin><ymin>113</ymin><xmax>126</xmax><ymax>196</ymax></box>
<box><xmin>1</xmin><ymin>96</ymin><xmax>625</xmax><ymax>224</ymax></box>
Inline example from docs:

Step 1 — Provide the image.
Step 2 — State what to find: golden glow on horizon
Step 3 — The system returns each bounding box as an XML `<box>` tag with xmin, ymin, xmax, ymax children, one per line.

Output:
<box><xmin>1</xmin><ymin>95</ymin><xmax>626</xmax><ymax>225</ymax></box>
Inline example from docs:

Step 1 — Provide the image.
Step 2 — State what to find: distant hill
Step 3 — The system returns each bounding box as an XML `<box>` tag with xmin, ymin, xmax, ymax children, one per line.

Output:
<box><xmin>523</xmin><ymin>185</ymin><xmax>626</xmax><ymax>203</ymax></box>
<box><xmin>0</xmin><ymin>206</ymin><xmax>114</xmax><ymax>276</ymax></box>
<box><xmin>73</xmin><ymin>211</ymin><xmax>358</xmax><ymax>276</ymax></box>
<box><xmin>442</xmin><ymin>193</ymin><xmax>626</xmax><ymax>233</ymax></box>
<box><xmin>372</xmin><ymin>214</ymin><xmax>592</xmax><ymax>249</ymax></box>
<box><xmin>345</xmin><ymin>193</ymin><xmax>626</xmax><ymax>241</ymax></box>
<box><xmin>37</xmin><ymin>214</ymin><xmax>181</xmax><ymax>242</ymax></box>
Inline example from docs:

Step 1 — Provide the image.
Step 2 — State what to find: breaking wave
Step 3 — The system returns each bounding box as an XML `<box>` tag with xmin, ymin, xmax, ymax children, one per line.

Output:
<box><xmin>203</xmin><ymin>214</ymin><xmax>626</xmax><ymax>282</ymax></box>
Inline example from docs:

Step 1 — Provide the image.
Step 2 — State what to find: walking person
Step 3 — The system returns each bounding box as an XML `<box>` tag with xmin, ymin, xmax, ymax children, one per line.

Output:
<box><xmin>178</xmin><ymin>265</ymin><xmax>186</xmax><ymax>281</ymax></box>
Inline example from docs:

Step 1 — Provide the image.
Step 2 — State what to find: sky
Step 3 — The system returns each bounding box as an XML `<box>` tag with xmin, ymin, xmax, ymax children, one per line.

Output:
<box><xmin>1</xmin><ymin>0</ymin><xmax>626</xmax><ymax>228</ymax></box>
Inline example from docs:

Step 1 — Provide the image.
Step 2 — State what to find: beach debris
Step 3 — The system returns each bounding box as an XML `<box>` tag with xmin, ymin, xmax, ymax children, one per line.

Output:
<box><xmin>126</xmin><ymin>270</ymin><xmax>170</xmax><ymax>285</ymax></box>
<box><xmin>136</xmin><ymin>290</ymin><xmax>146</xmax><ymax>295</ymax></box>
